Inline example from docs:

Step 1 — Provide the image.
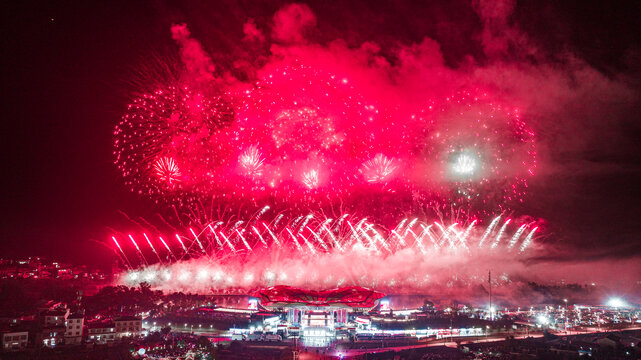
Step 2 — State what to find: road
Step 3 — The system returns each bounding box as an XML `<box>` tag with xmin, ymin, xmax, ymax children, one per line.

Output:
<box><xmin>326</xmin><ymin>326</ymin><xmax>641</xmax><ymax>358</ymax></box>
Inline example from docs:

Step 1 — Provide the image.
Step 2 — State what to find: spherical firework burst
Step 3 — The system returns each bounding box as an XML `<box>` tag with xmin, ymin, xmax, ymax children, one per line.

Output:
<box><xmin>239</xmin><ymin>145</ymin><xmax>264</xmax><ymax>178</ymax></box>
<box><xmin>413</xmin><ymin>91</ymin><xmax>536</xmax><ymax>216</ymax></box>
<box><xmin>302</xmin><ymin>169</ymin><xmax>319</xmax><ymax>189</ymax></box>
<box><xmin>450</xmin><ymin>152</ymin><xmax>478</xmax><ymax>176</ymax></box>
<box><xmin>114</xmin><ymin>85</ymin><xmax>233</xmax><ymax>203</ymax></box>
<box><xmin>361</xmin><ymin>154</ymin><xmax>398</xmax><ymax>183</ymax></box>
<box><xmin>153</xmin><ymin>156</ymin><xmax>182</xmax><ymax>185</ymax></box>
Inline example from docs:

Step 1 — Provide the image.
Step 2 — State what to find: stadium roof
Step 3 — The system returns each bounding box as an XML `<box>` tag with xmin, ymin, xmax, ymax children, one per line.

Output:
<box><xmin>253</xmin><ymin>286</ymin><xmax>385</xmax><ymax>309</ymax></box>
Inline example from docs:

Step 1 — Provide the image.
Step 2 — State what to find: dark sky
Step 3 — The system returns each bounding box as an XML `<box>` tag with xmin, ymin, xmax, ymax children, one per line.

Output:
<box><xmin>1</xmin><ymin>0</ymin><xmax>640</xmax><ymax>267</ymax></box>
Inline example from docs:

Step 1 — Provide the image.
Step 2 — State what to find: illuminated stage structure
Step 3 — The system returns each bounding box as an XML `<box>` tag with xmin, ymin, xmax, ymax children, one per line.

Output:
<box><xmin>253</xmin><ymin>286</ymin><xmax>385</xmax><ymax>345</ymax></box>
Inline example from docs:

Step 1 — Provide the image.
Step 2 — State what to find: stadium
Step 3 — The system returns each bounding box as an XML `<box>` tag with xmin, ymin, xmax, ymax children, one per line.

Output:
<box><xmin>224</xmin><ymin>286</ymin><xmax>484</xmax><ymax>347</ymax></box>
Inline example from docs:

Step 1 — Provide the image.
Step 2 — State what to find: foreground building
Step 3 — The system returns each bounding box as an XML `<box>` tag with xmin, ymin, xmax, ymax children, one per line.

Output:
<box><xmin>87</xmin><ymin>320</ymin><xmax>116</xmax><ymax>344</ymax></box>
<box><xmin>252</xmin><ymin>286</ymin><xmax>385</xmax><ymax>345</ymax></box>
<box><xmin>64</xmin><ymin>313</ymin><xmax>84</xmax><ymax>345</ymax></box>
<box><xmin>1</xmin><ymin>328</ymin><xmax>28</xmax><ymax>351</ymax></box>
<box><xmin>114</xmin><ymin>315</ymin><xmax>143</xmax><ymax>339</ymax></box>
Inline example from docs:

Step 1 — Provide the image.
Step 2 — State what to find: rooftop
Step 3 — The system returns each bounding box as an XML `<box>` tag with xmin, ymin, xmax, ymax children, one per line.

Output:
<box><xmin>253</xmin><ymin>286</ymin><xmax>386</xmax><ymax>309</ymax></box>
<box><xmin>86</xmin><ymin>320</ymin><xmax>115</xmax><ymax>329</ymax></box>
<box><xmin>114</xmin><ymin>315</ymin><xmax>141</xmax><ymax>321</ymax></box>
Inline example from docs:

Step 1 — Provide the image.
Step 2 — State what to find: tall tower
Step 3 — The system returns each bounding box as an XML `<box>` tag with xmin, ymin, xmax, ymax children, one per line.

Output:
<box><xmin>488</xmin><ymin>270</ymin><xmax>493</xmax><ymax>321</ymax></box>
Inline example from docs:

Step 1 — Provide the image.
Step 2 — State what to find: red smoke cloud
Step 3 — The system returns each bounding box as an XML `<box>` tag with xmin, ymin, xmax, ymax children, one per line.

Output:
<box><xmin>171</xmin><ymin>23</ymin><xmax>216</xmax><ymax>83</ymax></box>
<box><xmin>272</xmin><ymin>3</ymin><xmax>316</xmax><ymax>43</ymax></box>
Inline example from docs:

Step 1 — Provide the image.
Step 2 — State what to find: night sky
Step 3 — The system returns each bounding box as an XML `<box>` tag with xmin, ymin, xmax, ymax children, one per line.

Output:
<box><xmin>1</xmin><ymin>0</ymin><xmax>640</xmax><ymax>268</ymax></box>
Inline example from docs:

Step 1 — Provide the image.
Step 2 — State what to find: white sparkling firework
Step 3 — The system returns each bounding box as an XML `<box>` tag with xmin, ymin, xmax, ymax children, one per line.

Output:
<box><xmin>239</xmin><ymin>145</ymin><xmax>265</xmax><ymax>177</ymax></box>
<box><xmin>153</xmin><ymin>157</ymin><xmax>182</xmax><ymax>184</ymax></box>
<box><xmin>114</xmin><ymin>210</ymin><xmax>540</xmax><ymax>293</ymax></box>
<box><xmin>302</xmin><ymin>169</ymin><xmax>319</xmax><ymax>189</ymax></box>
<box><xmin>451</xmin><ymin>152</ymin><xmax>478</xmax><ymax>176</ymax></box>
<box><xmin>362</xmin><ymin>154</ymin><xmax>397</xmax><ymax>183</ymax></box>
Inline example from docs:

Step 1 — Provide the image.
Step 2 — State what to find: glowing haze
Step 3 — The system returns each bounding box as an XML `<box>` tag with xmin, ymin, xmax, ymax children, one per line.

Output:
<box><xmin>106</xmin><ymin>1</ymin><xmax>641</xmax><ymax>299</ymax></box>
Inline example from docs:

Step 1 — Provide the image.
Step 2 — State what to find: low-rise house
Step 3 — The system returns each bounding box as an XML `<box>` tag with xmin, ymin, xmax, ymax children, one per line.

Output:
<box><xmin>42</xmin><ymin>308</ymin><xmax>69</xmax><ymax>327</ymax></box>
<box><xmin>1</xmin><ymin>328</ymin><xmax>28</xmax><ymax>351</ymax></box>
<box><xmin>114</xmin><ymin>315</ymin><xmax>143</xmax><ymax>338</ymax></box>
<box><xmin>87</xmin><ymin>320</ymin><xmax>116</xmax><ymax>344</ymax></box>
<box><xmin>37</xmin><ymin>325</ymin><xmax>66</xmax><ymax>348</ymax></box>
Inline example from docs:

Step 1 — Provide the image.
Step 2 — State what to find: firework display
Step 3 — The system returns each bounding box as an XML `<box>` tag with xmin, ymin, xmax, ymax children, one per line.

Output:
<box><xmin>113</xmin><ymin>86</ymin><xmax>234</xmax><ymax>205</ymax></box>
<box><xmin>110</xmin><ymin>24</ymin><xmax>541</xmax><ymax>293</ymax></box>
<box><xmin>114</xmin><ymin>63</ymin><xmax>535</xmax><ymax>213</ymax></box>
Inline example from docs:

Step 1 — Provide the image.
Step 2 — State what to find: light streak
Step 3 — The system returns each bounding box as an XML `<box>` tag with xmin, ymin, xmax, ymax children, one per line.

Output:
<box><xmin>478</xmin><ymin>216</ymin><xmax>501</xmax><ymax>248</ymax></box>
<box><xmin>189</xmin><ymin>228</ymin><xmax>206</xmax><ymax>253</ymax></box>
<box><xmin>491</xmin><ymin>219</ymin><xmax>512</xmax><ymax>249</ymax></box>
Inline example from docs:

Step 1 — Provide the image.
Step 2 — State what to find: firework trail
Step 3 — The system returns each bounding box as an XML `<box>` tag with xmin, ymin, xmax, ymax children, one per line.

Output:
<box><xmin>508</xmin><ymin>224</ymin><xmax>528</xmax><ymax>248</ymax></box>
<box><xmin>143</xmin><ymin>233</ymin><xmax>163</xmax><ymax>263</ymax></box>
<box><xmin>112</xmin><ymin>211</ymin><xmax>537</xmax><ymax>268</ymax></box>
<box><xmin>520</xmin><ymin>227</ymin><xmax>538</xmax><ymax>253</ymax></box>
<box><xmin>189</xmin><ymin>228</ymin><xmax>206</xmax><ymax>254</ymax></box>
<box><xmin>175</xmin><ymin>234</ymin><xmax>188</xmax><ymax>255</ymax></box>
<box><xmin>112</xmin><ymin>236</ymin><xmax>132</xmax><ymax>268</ymax></box>
<box><xmin>128</xmin><ymin>235</ymin><xmax>148</xmax><ymax>265</ymax></box>
<box><xmin>158</xmin><ymin>236</ymin><xmax>177</xmax><ymax>261</ymax></box>
<box><xmin>491</xmin><ymin>218</ymin><xmax>512</xmax><ymax>249</ymax></box>
<box><xmin>478</xmin><ymin>215</ymin><xmax>501</xmax><ymax>248</ymax></box>
<box><xmin>462</xmin><ymin>220</ymin><xmax>477</xmax><ymax>243</ymax></box>
<box><xmin>113</xmin><ymin>211</ymin><xmax>541</xmax><ymax>293</ymax></box>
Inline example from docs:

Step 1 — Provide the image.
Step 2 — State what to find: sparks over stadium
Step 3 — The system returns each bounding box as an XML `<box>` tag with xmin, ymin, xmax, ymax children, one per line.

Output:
<box><xmin>110</xmin><ymin>20</ymin><xmax>539</xmax><ymax>294</ymax></box>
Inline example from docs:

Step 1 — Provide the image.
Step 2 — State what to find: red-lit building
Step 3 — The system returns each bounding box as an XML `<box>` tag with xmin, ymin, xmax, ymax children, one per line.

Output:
<box><xmin>253</xmin><ymin>286</ymin><xmax>385</xmax><ymax>342</ymax></box>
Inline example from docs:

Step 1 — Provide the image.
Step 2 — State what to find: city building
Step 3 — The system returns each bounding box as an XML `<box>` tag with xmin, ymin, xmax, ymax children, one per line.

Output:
<box><xmin>114</xmin><ymin>315</ymin><xmax>143</xmax><ymax>338</ymax></box>
<box><xmin>253</xmin><ymin>286</ymin><xmax>385</xmax><ymax>346</ymax></box>
<box><xmin>87</xmin><ymin>320</ymin><xmax>116</xmax><ymax>344</ymax></box>
<box><xmin>64</xmin><ymin>313</ymin><xmax>84</xmax><ymax>345</ymax></box>
<box><xmin>42</xmin><ymin>308</ymin><xmax>69</xmax><ymax>327</ymax></box>
<box><xmin>37</xmin><ymin>307</ymin><xmax>70</xmax><ymax>347</ymax></box>
<box><xmin>37</xmin><ymin>325</ymin><xmax>66</xmax><ymax>348</ymax></box>
<box><xmin>1</xmin><ymin>328</ymin><xmax>28</xmax><ymax>352</ymax></box>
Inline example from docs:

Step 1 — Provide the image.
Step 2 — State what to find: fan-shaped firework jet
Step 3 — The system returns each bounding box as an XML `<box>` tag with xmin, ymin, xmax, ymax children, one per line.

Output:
<box><xmin>112</xmin><ymin>210</ymin><xmax>539</xmax><ymax>292</ymax></box>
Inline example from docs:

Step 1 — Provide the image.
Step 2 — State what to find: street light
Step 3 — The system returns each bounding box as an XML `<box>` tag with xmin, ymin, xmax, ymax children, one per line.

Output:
<box><xmin>608</xmin><ymin>297</ymin><xmax>626</xmax><ymax>308</ymax></box>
